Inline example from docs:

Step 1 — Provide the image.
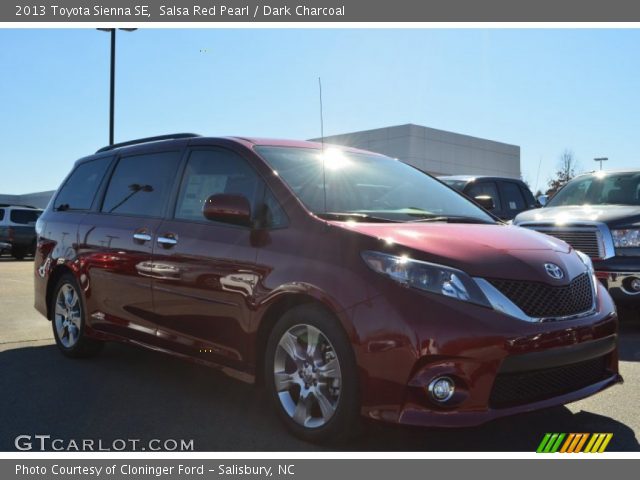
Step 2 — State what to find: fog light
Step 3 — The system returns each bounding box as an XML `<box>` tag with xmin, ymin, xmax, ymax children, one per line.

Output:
<box><xmin>622</xmin><ymin>276</ymin><xmax>640</xmax><ymax>293</ymax></box>
<box><xmin>428</xmin><ymin>376</ymin><xmax>455</xmax><ymax>402</ymax></box>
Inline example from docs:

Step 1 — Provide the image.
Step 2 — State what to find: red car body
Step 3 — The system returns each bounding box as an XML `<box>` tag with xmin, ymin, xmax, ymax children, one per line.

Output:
<box><xmin>34</xmin><ymin>136</ymin><xmax>621</xmax><ymax>431</ymax></box>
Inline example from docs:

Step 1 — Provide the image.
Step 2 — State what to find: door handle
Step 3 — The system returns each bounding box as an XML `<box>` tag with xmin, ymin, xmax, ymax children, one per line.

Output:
<box><xmin>133</xmin><ymin>232</ymin><xmax>152</xmax><ymax>243</ymax></box>
<box><xmin>157</xmin><ymin>235</ymin><xmax>178</xmax><ymax>248</ymax></box>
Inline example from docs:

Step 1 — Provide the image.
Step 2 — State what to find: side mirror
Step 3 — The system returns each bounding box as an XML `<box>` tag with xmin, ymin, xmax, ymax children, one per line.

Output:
<box><xmin>202</xmin><ymin>194</ymin><xmax>251</xmax><ymax>226</ymax></box>
<box><xmin>537</xmin><ymin>195</ymin><xmax>548</xmax><ymax>207</ymax></box>
<box><xmin>474</xmin><ymin>195</ymin><xmax>495</xmax><ymax>211</ymax></box>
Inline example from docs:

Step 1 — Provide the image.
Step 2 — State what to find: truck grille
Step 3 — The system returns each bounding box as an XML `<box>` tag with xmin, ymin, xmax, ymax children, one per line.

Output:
<box><xmin>522</xmin><ymin>226</ymin><xmax>604</xmax><ymax>260</ymax></box>
<box><xmin>489</xmin><ymin>273</ymin><xmax>594</xmax><ymax>319</ymax></box>
<box><xmin>490</xmin><ymin>355</ymin><xmax>609</xmax><ymax>408</ymax></box>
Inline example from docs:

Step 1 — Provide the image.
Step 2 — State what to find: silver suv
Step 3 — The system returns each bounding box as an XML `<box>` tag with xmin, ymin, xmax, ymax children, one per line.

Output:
<box><xmin>0</xmin><ymin>204</ymin><xmax>43</xmax><ymax>259</ymax></box>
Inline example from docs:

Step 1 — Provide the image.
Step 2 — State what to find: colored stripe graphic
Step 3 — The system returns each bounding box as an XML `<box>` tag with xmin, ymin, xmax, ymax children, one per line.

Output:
<box><xmin>598</xmin><ymin>433</ymin><xmax>614</xmax><ymax>452</ymax></box>
<box><xmin>559</xmin><ymin>433</ymin><xmax>575</xmax><ymax>453</ymax></box>
<box><xmin>537</xmin><ymin>433</ymin><xmax>612</xmax><ymax>453</ymax></box>
<box><xmin>574</xmin><ymin>433</ymin><xmax>589</xmax><ymax>453</ymax></box>
<box><xmin>536</xmin><ymin>433</ymin><xmax>566</xmax><ymax>453</ymax></box>
<box><xmin>536</xmin><ymin>433</ymin><xmax>552</xmax><ymax>453</ymax></box>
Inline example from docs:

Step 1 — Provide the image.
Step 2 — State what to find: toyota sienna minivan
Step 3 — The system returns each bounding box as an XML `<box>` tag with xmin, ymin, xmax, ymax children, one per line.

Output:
<box><xmin>34</xmin><ymin>134</ymin><xmax>621</xmax><ymax>442</ymax></box>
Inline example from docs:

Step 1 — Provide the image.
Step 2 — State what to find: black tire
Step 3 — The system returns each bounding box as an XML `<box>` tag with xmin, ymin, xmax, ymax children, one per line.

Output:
<box><xmin>264</xmin><ymin>304</ymin><xmax>360</xmax><ymax>443</ymax></box>
<box><xmin>50</xmin><ymin>273</ymin><xmax>103</xmax><ymax>358</ymax></box>
<box><xmin>12</xmin><ymin>247</ymin><xmax>26</xmax><ymax>260</ymax></box>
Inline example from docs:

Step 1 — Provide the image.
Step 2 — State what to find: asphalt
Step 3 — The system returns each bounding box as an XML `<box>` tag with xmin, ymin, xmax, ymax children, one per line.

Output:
<box><xmin>1</xmin><ymin>256</ymin><xmax>639</xmax><ymax>452</ymax></box>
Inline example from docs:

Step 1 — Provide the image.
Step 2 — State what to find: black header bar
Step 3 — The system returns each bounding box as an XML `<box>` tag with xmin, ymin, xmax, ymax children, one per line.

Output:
<box><xmin>5</xmin><ymin>0</ymin><xmax>640</xmax><ymax>23</ymax></box>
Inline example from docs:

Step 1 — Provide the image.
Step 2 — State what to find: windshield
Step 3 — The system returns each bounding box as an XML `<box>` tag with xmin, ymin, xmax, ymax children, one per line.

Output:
<box><xmin>440</xmin><ymin>179</ymin><xmax>467</xmax><ymax>191</ymax></box>
<box><xmin>255</xmin><ymin>146</ymin><xmax>495</xmax><ymax>223</ymax></box>
<box><xmin>547</xmin><ymin>172</ymin><xmax>640</xmax><ymax>207</ymax></box>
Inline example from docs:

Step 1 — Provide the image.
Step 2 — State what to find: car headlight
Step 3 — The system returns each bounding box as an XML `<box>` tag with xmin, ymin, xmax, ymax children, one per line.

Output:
<box><xmin>612</xmin><ymin>229</ymin><xmax>640</xmax><ymax>248</ymax></box>
<box><xmin>361</xmin><ymin>251</ymin><xmax>491</xmax><ymax>307</ymax></box>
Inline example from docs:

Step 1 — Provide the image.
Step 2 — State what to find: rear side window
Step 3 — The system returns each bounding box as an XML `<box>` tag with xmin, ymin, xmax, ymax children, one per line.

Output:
<box><xmin>466</xmin><ymin>181</ymin><xmax>500</xmax><ymax>210</ymax></box>
<box><xmin>519</xmin><ymin>184</ymin><xmax>537</xmax><ymax>208</ymax></box>
<box><xmin>0</xmin><ymin>209</ymin><xmax>4</xmax><ymax>221</ymax></box>
<box><xmin>54</xmin><ymin>157</ymin><xmax>111</xmax><ymax>211</ymax></box>
<box><xmin>502</xmin><ymin>182</ymin><xmax>527</xmax><ymax>212</ymax></box>
<box><xmin>10</xmin><ymin>209</ymin><xmax>41</xmax><ymax>225</ymax></box>
<box><xmin>102</xmin><ymin>151</ymin><xmax>182</xmax><ymax>217</ymax></box>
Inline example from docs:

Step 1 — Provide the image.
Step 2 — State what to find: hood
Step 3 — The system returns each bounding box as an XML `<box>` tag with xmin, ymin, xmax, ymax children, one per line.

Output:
<box><xmin>332</xmin><ymin>222</ymin><xmax>587</xmax><ymax>284</ymax></box>
<box><xmin>515</xmin><ymin>204</ymin><xmax>640</xmax><ymax>227</ymax></box>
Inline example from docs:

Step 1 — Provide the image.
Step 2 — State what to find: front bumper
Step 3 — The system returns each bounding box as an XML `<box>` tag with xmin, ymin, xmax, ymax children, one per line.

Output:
<box><xmin>349</xmin><ymin>280</ymin><xmax>621</xmax><ymax>427</ymax></box>
<box><xmin>596</xmin><ymin>270</ymin><xmax>640</xmax><ymax>302</ymax></box>
<box><xmin>399</xmin><ymin>372</ymin><xmax>621</xmax><ymax>427</ymax></box>
<box><xmin>399</xmin><ymin>332</ymin><xmax>621</xmax><ymax>427</ymax></box>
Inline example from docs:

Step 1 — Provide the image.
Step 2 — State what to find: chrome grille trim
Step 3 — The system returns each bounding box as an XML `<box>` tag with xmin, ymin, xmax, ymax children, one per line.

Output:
<box><xmin>517</xmin><ymin>222</ymin><xmax>615</xmax><ymax>260</ymax></box>
<box><xmin>474</xmin><ymin>272</ymin><xmax>598</xmax><ymax>323</ymax></box>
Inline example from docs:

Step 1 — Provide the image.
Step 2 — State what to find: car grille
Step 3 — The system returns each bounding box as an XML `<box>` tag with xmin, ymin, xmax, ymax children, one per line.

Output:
<box><xmin>489</xmin><ymin>273</ymin><xmax>593</xmax><ymax>319</ymax></box>
<box><xmin>490</xmin><ymin>355</ymin><xmax>609</xmax><ymax>408</ymax></box>
<box><xmin>522</xmin><ymin>226</ymin><xmax>604</xmax><ymax>259</ymax></box>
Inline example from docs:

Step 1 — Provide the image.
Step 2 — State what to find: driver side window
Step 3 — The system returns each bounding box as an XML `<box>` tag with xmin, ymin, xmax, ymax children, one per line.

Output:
<box><xmin>175</xmin><ymin>149</ymin><xmax>260</xmax><ymax>222</ymax></box>
<box><xmin>175</xmin><ymin>148</ymin><xmax>288</xmax><ymax>228</ymax></box>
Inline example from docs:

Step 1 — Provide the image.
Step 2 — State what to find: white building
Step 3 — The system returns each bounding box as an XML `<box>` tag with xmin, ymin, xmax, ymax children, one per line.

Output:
<box><xmin>311</xmin><ymin>123</ymin><xmax>521</xmax><ymax>178</ymax></box>
<box><xmin>0</xmin><ymin>191</ymin><xmax>54</xmax><ymax>209</ymax></box>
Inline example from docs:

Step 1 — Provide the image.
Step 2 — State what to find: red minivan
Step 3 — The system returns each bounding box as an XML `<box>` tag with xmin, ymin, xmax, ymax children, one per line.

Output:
<box><xmin>34</xmin><ymin>134</ymin><xmax>621</xmax><ymax>442</ymax></box>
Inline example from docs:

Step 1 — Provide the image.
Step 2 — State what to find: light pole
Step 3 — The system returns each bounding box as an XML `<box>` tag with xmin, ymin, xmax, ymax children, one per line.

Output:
<box><xmin>97</xmin><ymin>28</ymin><xmax>137</xmax><ymax>146</ymax></box>
<box><xmin>594</xmin><ymin>157</ymin><xmax>608</xmax><ymax>170</ymax></box>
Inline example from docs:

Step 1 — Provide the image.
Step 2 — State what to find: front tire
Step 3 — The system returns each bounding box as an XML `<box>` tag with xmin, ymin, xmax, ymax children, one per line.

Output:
<box><xmin>264</xmin><ymin>304</ymin><xmax>360</xmax><ymax>443</ymax></box>
<box><xmin>50</xmin><ymin>274</ymin><xmax>103</xmax><ymax>358</ymax></box>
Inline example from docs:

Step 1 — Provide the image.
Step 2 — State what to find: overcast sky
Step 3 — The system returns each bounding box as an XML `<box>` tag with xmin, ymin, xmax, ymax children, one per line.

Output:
<box><xmin>0</xmin><ymin>28</ymin><xmax>637</xmax><ymax>194</ymax></box>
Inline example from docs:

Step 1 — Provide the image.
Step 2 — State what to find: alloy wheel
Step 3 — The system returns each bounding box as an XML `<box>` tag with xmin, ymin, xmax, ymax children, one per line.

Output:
<box><xmin>54</xmin><ymin>284</ymin><xmax>82</xmax><ymax>348</ymax></box>
<box><xmin>273</xmin><ymin>324</ymin><xmax>342</xmax><ymax>428</ymax></box>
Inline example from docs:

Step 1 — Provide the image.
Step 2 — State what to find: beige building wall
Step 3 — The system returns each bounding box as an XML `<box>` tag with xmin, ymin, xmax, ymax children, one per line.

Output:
<box><xmin>311</xmin><ymin>123</ymin><xmax>521</xmax><ymax>178</ymax></box>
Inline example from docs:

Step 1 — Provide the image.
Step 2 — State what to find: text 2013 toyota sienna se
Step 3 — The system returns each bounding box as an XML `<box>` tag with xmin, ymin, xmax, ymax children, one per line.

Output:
<box><xmin>34</xmin><ymin>134</ymin><xmax>621</xmax><ymax>442</ymax></box>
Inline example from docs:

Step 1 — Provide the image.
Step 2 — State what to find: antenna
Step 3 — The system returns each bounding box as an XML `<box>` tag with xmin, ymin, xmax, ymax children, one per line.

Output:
<box><xmin>319</xmin><ymin>77</ymin><xmax>327</xmax><ymax>213</ymax></box>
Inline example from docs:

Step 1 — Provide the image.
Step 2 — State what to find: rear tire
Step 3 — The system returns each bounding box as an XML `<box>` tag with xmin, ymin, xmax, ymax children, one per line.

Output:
<box><xmin>12</xmin><ymin>247</ymin><xmax>26</xmax><ymax>260</ymax></box>
<box><xmin>264</xmin><ymin>304</ymin><xmax>360</xmax><ymax>443</ymax></box>
<box><xmin>50</xmin><ymin>273</ymin><xmax>103</xmax><ymax>358</ymax></box>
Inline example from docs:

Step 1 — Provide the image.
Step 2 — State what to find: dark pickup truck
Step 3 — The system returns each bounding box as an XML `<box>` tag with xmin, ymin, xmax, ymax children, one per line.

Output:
<box><xmin>514</xmin><ymin>170</ymin><xmax>640</xmax><ymax>310</ymax></box>
<box><xmin>0</xmin><ymin>204</ymin><xmax>43</xmax><ymax>259</ymax></box>
<box><xmin>440</xmin><ymin>175</ymin><xmax>539</xmax><ymax>221</ymax></box>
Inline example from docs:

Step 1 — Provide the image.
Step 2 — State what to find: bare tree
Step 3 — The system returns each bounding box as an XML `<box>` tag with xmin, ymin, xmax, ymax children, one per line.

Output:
<box><xmin>547</xmin><ymin>149</ymin><xmax>579</xmax><ymax>196</ymax></box>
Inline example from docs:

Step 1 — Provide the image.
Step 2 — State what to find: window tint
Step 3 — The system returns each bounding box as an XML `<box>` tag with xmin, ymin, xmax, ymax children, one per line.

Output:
<box><xmin>256</xmin><ymin>146</ymin><xmax>494</xmax><ymax>223</ymax></box>
<box><xmin>102</xmin><ymin>151</ymin><xmax>182</xmax><ymax>217</ymax></box>
<box><xmin>466</xmin><ymin>182</ymin><xmax>500</xmax><ymax>210</ymax></box>
<box><xmin>548</xmin><ymin>173</ymin><xmax>640</xmax><ymax>207</ymax></box>
<box><xmin>175</xmin><ymin>149</ymin><xmax>261</xmax><ymax>222</ymax></box>
<box><xmin>441</xmin><ymin>179</ymin><xmax>467</xmax><ymax>191</ymax></box>
<box><xmin>519</xmin><ymin>184</ymin><xmax>536</xmax><ymax>208</ymax></box>
<box><xmin>261</xmin><ymin>189</ymin><xmax>288</xmax><ymax>228</ymax></box>
<box><xmin>54</xmin><ymin>157</ymin><xmax>111</xmax><ymax>211</ymax></box>
<box><xmin>0</xmin><ymin>209</ymin><xmax>4</xmax><ymax>221</ymax></box>
<box><xmin>501</xmin><ymin>182</ymin><xmax>527</xmax><ymax>212</ymax></box>
<box><xmin>10</xmin><ymin>209</ymin><xmax>41</xmax><ymax>225</ymax></box>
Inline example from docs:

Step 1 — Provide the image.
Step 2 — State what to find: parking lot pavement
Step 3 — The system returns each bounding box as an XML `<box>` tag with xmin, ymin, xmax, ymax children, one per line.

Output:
<box><xmin>1</xmin><ymin>257</ymin><xmax>639</xmax><ymax>451</ymax></box>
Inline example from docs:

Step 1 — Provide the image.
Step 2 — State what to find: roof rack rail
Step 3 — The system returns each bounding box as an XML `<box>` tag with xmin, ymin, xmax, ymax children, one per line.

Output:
<box><xmin>96</xmin><ymin>133</ymin><xmax>201</xmax><ymax>153</ymax></box>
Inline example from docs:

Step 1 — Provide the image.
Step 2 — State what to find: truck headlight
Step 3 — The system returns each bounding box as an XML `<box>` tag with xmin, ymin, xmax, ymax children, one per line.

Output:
<box><xmin>361</xmin><ymin>251</ymin><xmax>491</xmax><ymax>307</ymax></box>
<box><xmin>612</xmin><ymin>229</ymin><xmax>640</xmax><ymax>248</ymax></box>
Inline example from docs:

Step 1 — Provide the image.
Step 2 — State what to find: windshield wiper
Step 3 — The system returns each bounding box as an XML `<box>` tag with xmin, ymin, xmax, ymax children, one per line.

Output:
<box><xmin>316</xmin><ymin>212</ymin><xmax>401</xmax><ymax>223</ymax></box>
<box><xmin>408</xmin><ymin>215</ymin><xmax>496</xmax><ymax>224</ymax></box>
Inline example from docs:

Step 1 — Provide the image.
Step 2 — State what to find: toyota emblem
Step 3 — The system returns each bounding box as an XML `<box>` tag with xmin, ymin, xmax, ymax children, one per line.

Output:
<box><xmin>544</xmin><ymin>263</ymin><xmax>565</xmax><ymax>280</ymax></box>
